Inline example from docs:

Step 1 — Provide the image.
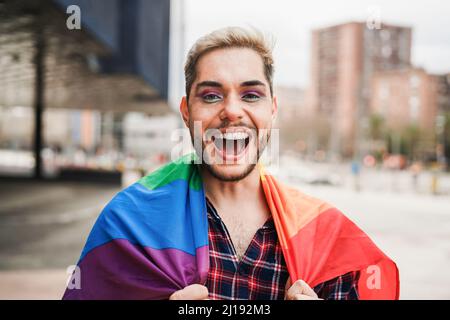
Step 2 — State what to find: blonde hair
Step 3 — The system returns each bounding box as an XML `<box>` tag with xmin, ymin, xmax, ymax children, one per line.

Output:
<box><xmin>184</xmin><ymin>26</ymin><xmax>275</xmax><ymax>100</ymax></box>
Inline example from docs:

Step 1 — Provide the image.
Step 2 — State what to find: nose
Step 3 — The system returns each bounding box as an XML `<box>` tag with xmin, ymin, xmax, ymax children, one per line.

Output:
<box><xmin>219</xmin><ymin>94</ymin><xmax>245</xmax><ymax>122</ymax></box>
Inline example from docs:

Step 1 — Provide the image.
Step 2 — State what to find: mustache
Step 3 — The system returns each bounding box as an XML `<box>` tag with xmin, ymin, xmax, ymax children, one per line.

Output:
<box><xmin>214</xmin><ymin>121</ymin><xmax>256</xmax><ymax>131</ymax></box>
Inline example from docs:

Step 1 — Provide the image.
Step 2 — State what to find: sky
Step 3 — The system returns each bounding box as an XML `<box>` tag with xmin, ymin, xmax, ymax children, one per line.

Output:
<box><xmin>184</xmin><ymin>0</ymin><xmax>450</xmax><ymax>88</ymax></box>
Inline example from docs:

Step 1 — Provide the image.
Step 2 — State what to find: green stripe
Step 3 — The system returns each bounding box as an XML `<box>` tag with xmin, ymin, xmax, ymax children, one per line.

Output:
<box><xmin>138</xmin><ymin>153</ymin><xmax>203</xmax><ymax>191</ymax></box>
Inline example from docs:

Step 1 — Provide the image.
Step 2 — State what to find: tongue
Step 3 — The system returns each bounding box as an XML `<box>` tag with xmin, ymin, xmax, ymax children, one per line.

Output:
<box><xmin>223</xmin><ymin>139</ymin><xmax>245</xmax><ymax>155</ymax></box>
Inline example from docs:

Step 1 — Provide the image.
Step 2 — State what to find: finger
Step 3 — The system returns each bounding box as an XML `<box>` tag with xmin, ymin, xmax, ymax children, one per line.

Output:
<box><xmin>169</xmin><ymin>284</ymin><xmax>209</xmax><ymax>300</ymax></box>
<box><xmin>284</xmin><ymin>277</ymin><xmax>292</xmax><ymax>296</ymax></box>
<box><xmin>286</xmin><ymin>279</ymin><xmax>318</xmax><ymax>299</ymax></box>
<box><xmin>298</xmin><ymin>280</ymin><xmax>318</xmax><ymax>298</ymax></box>
<box><xmin>293</xmin><ymin>294</ymin><xmax>324</xmax><ymax>300</ymax></box>
<box><xmin>290</xmin><ymin>294</ymin><xmax>321</xmax><ymax>300</ymax></box>
<box><xmin>169</xmin><ymin>284</ymin><xmax>208</xmax><ymax>300</ymax></box>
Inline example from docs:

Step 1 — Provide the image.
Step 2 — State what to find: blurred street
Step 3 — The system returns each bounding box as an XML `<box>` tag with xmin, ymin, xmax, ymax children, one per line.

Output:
<box><xmin>0</xmin><ymin>179</ymin><xmax>119</xmax><ymax>299</ymax></box>
<box><xmin>278</xmin><ymin>157</ymin><xmax>450</xmax><ymax>299</ymax></box>
<box><xmin>289</xmin><ymin>179</ymin><xmax>450</xmax><ymax>299</ymax></box>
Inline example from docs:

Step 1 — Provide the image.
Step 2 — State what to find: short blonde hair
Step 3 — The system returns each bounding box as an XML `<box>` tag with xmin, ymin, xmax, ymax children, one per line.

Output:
<box><xmin>184</xmin><ymin>26</ymin><xmax>275</xmax><ymax>100</ymax></box>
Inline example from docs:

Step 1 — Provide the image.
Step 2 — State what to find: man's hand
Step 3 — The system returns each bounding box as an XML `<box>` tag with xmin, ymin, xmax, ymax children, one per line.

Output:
<box><xmin>169</xmin><ymin>284</ymin><xmax>209</xmax><ymax>300</ymax></box>
<box><xmin>284</xmin><ymin>278</ymin><xmax>323</xmax><ymax>300</ymax></box>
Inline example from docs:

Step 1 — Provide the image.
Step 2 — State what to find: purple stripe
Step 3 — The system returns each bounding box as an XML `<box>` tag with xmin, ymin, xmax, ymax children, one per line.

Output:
<box><xmin>62</xmin><ymin>239</ymin><xmax>209</xmax><ymax>300</ymax></box>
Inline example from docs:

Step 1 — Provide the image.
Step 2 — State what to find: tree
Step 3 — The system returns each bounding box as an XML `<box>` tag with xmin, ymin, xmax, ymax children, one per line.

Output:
<box><xmin>368</xmin><ymin>114</ymin><xmax>385</xmax><ymax>141</ymax></box>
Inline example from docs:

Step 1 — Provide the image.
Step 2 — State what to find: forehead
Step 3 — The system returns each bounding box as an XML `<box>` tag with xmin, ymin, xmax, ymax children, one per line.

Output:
<box><xmin>194</xmin><ymin>47</ymin><xmax>267</xmax><ymax>85</ymax></box>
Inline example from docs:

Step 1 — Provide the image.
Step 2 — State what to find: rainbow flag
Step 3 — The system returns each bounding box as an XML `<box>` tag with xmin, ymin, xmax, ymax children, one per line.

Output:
<box><xmin>63</xmin><ymin>153</ymin><xmax>208</xmax><ymax>299</ymax></box>
<box><xmin>260</xmin><ymin>166</ymin><xmax>399</xmax><ymax>299</ymax></box>
<box><xmin>63</xmin><ymin>154</ymin><xmax>399</xmax><ymax>299</ymax></box>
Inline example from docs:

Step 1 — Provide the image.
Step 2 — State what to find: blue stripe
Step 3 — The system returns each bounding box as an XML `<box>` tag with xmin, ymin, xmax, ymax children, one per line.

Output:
<box><xmin>79</xmin><ymin>180</ymin><xmax>208</xmax><ymax>261</ymax></box>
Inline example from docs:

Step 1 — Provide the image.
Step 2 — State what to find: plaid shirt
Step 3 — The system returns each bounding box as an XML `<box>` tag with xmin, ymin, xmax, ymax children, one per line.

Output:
<box><xmin>205</xmin><ymin>198</ymin><xmax>360</xmax><ymax>300</ymax></box>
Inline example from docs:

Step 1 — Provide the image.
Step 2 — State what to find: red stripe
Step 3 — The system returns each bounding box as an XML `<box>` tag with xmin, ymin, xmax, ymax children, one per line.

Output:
<box><xmin>285</xmin><ymin>208</ymin><xmax>399</xmax><ymax>299</ymax></box>
<box><xmin>260</xmin><ymin>171</ymin><xmax>400</xmax><ymax>300</ymax></box>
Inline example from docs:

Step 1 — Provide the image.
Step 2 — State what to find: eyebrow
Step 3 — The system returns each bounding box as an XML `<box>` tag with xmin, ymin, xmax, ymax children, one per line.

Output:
<box><xmin>195</xmin><ymin>80</ymin><xmax>266</xmax><ymax>90</ymax></box>
<box><xmin>240</xmin><ymin>80</ymin><xmax>266</xmax><ymax>88</ymax></box>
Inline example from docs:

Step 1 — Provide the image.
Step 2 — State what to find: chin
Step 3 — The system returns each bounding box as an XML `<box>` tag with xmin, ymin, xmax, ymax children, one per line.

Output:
<box><xmin>204</xmin><ymin>163</ymin><xmax>256</xmax><ymax>182</ymax></box>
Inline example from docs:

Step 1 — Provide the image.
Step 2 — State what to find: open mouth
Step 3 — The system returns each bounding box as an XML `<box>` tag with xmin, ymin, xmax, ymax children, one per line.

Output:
<box><xmin>211</xmin><ymin>131</ymin><xmax>251</xmax><ymax>162</ymax></box>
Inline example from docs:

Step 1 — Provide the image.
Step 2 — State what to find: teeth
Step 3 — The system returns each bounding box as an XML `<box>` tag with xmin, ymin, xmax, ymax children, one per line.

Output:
<box><xmin>223</xmin><ymin>132</ymin><xmax>249</xmax><ymax>140</ymax></box>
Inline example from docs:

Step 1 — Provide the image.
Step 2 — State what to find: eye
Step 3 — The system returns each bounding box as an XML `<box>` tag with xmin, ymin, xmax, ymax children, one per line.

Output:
<box><xmin>202</xmin><ymin>93</ymin><xmax>222</xmax><ymax>103</ymax></box>
<box><xmin>242</xmin><ymin>92</ymin><xmax>261</xmax><ymax>102</ymax></box>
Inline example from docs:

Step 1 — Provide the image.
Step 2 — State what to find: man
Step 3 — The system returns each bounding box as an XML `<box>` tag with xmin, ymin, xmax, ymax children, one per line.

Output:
<box><xmin>63</xmin><ymin>27</ymin><xmax>398</xmax><ymax>300</ymax></box>
<box><xmin>172</xmin><ymin>27</ymin><xmax>359</xmax><ymax>300</ymax></box>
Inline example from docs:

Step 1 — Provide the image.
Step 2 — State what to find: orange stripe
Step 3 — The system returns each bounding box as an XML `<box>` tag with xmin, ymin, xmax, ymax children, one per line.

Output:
<box><xmin>259</xmin><ymin>165</ymin><xmax>399</xmax><ymax>299</ymax></box>
<box><xmin>259</xmin><ymin>167</ymin><xmax>332</xmax><ymax>238</ymax></box>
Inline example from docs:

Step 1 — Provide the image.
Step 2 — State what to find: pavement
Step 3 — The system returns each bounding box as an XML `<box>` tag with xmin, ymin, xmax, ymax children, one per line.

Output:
<box><xmin>0</xmin><ymin>269</ymin><xmax>67</xmax><ymax>300</ymax></box>
<box><xmin>0</xmin><ymin>164</ymin><xmax>449</xmax><ymax>300</ymax></box>
<box><xmin>291</xmin><ymin>182</ymin><xmax>450</xmax><ymax>299</ymax></box>
<box><xmin>276</xmin><ymin>157</ymin><xmax>450</xmax><ymax>299</ymax></box>
<box><xmin>0</xmin><ymin>179</ymin><xmax>119</xmax><ymax>299</ymax></box>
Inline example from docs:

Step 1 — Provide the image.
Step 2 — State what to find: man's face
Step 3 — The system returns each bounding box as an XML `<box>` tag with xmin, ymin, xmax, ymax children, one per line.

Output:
<box><xmin>180</xmin><ymin>47</ymin><xmax>277</xmax><ymax>181</ymax></box>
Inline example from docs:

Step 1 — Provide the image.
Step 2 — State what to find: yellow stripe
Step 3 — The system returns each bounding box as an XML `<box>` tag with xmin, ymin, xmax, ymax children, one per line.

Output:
<box><xmin>258</xmin><ymin>162</ymin><xmax>267</xmax><ymax>181</ymax></box>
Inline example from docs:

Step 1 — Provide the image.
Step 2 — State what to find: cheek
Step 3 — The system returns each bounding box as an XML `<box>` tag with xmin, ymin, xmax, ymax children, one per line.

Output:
<box><xmin>190</xmin><ymin>105</ymin><xmax>216</xmax><ymax>122</ymax></box>
<box><xmin>188</xmin><ymin>108</ymin><xmax>217</xmax><ymax>139</ymax></box>
<box><xmin>248</xmin><ymin>107</ymin><xmax>274</xmax><ymax>130</ymax></box>
<box><xmin>195</xmin><ymin>107</ymin><xmax>224</xmax><ymax>129</ymax></box>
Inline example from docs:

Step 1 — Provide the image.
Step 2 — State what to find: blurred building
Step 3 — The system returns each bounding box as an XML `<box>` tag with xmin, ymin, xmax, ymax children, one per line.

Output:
<box><xmin>435</xmin><ymin>73</ymin><xmax>450</xmax><ymax>114</ymax></box>
<box><xmin>0</xmin><ymin>0</ymin><xmax>172</xmax><ymax>112</ymax></box>
<box><xmin>371</xmin><ymin>69</ymin><xmax>450</xmax><ymax>161</ymax></box>
<box><xmin>431</xmin><ymin>73</ymin><xmax>450</xmax><ymax>165</ymax></box>
<box><xmin>274</xmin><ymin>86</ymin><xmax>309</xmax><ymax>153</ymax></box>
<box><xmin>0</xmin><ymin>0</ymin><xmax>175</xmax><ymax>178</ymax></box>
<box><xmin>123</xmin><ymin>113</ymin><xmax>179</xmax><ymax>159</ymax></box>
<box><xmin>275</xmin><ymin>86</ymin><xmax>306</xmax><ymax>121</ymax></box>
<box><xmin>307</xmin><ymin>21</ymin><xmax>412</xmax><ymax>158</ymax></box>
<box><xmin>0</xmin><ymin>107</ymin><xmax>104</xmax><ymax>151</ymax></box>
<box><xmin>371</xmin><ymin>68</ymin><xmax>438</xmax><ymax>131</ymax></box>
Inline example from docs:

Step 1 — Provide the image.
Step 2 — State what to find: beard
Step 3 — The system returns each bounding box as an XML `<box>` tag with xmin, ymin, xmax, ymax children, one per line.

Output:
<box><xmin>190</xmin><ymin>121</ymin><xmax>271</xmax><ymax>182</ymax></box>
<box><xmin>204</xmin><ymin>159</ymin><xmax>257</xmax><ymax>182</ymax></box>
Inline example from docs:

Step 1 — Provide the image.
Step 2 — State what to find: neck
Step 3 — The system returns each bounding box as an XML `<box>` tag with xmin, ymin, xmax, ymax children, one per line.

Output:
<box><xmin>200</xmin><ymin>165</ymin><xmax>265</xmax><ymax>209</ymax></box>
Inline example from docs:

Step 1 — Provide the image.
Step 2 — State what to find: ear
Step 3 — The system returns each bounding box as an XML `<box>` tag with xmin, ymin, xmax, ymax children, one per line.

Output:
<box><xmin>271</xmin><ymin>95</ymin><xmax>278</xmax><ymax>122</ymax></box>
<box><xmin>179</xmin><ymin>96</ymin><xmax>190</xmax><ymax>127</ymax></box>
